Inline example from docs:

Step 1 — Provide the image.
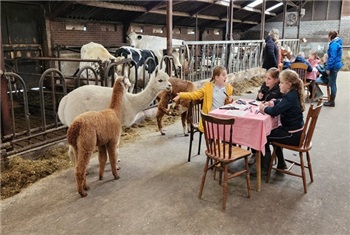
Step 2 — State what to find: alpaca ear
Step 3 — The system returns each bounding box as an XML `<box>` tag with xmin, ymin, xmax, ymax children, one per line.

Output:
<box><xmin>155</xmin><ymin>66</ymin><xmax>159</xmax><ymax>77</ymax></box>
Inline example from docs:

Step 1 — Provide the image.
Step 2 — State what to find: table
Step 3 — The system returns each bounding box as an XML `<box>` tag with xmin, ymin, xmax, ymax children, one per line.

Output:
<box><xmin>209</xmin><ymin>100</ymin><xmax>279</xmax><ymax>191</ymax></box>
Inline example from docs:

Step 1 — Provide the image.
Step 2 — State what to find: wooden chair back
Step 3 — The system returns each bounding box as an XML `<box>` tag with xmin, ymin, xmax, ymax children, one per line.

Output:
<box><xmin>187</xmin><ymin>99</ymin><xmax>203</xmax><ymax>162</ymax></box>
<box><xmin>290</xmin><ymin>62</ymin><xmax>308</xmax><ymax>83</ymax></box>
<box><xmin>189</xmin><ymin>99</ymin><xmax>203</xmax><ymax>130</ymax></box>
<box><xmin>298</xmin><ymin>103</ymin><xmax>323</xmax><ymax>149</ymax></box>
<box><xmin>201</xmin><ymin>112</ymin><xmax>236</xmax><ymax>161</ymax></box>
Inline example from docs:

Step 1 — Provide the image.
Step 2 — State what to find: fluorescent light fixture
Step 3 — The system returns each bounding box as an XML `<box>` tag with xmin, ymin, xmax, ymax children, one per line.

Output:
<box><xmin>266</xmin><ymin>2</ymin><xmax>283</xmax><ymax>12</ymax></box>
<box><xmin>247</xmin><ymin>0</ymin><xmax>263</xmax><ymax>8</ymax></box>
<box><xmin>217</xmin><ymin>0</ymin><xmax>230</xmax><ymax>7</ymax></box>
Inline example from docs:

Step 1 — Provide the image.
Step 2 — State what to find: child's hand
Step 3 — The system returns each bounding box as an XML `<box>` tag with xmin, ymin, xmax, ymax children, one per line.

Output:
<box><xmin>258</xmin><ymin>92</ymin><xmax>263</xmax><ymax>100</ymax></box>
<box><xmin>228</xmin><ymin>96</ymin><xmax>234</xmax><ymax>103</ymax></box>
<box><xmin>173</xmin><ymin>94</ymin><xmax>180</xmax><ymax>102</ymax></box>
<box><xmin>259</xmin><ymin>103</ymin><xmax>265</xmax><ymax>112</ymax></box>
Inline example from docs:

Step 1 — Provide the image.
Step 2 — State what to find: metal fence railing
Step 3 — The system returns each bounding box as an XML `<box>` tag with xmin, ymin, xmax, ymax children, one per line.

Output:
<box><xmin>181</xmin><ymin>39</ymin><xmax>300</xmax><ymax>81</ymax></box>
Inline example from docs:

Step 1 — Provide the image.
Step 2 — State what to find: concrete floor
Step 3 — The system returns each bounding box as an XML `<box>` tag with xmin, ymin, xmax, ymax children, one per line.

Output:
<box><xmin>1</xmin><ymin>72</ymin><xmax>350</xmax><ymax>235</ymax></box>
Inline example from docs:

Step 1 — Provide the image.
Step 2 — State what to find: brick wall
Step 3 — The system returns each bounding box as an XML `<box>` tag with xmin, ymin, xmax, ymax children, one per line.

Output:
<box><xmin>50</xmin><ymin>21</ymin><xmax>123</xmax><ymax>47</ymax></box>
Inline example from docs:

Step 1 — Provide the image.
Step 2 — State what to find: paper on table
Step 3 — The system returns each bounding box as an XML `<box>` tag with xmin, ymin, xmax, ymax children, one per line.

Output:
<box><xmin>225</xmin><ymin>110</ymin><xmax>247</xmax><ymax>117</ymax></box>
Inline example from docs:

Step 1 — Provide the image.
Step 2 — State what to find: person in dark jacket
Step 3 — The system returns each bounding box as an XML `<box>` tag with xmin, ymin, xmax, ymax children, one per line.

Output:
<box><xmin>324</xmin><ymin>30</ymin><xmax>343</xmax><ymax>107</ymax></box>
<box><xmin>259</xmin><ymin>69</ymin><xmax>305</xmax><ymax>172</ymax></box>
<box><xmin>262</xmin><ymin>28</ymin><xmax>279</xmax><ymax>70</ymax></box>
<box><xmin>283</xmin><ymin>52</ymin><xmax>313</xmax><ymax>72</ymax></box>
<box><xmin>257</xmin><ymin>67</ymin><xmax>283</xmax><ymax>102</ymax></box>
<box><xmin>248</xmin><ymin>67</ymin><xmax>283</xmax><ymax>165</ymax></box>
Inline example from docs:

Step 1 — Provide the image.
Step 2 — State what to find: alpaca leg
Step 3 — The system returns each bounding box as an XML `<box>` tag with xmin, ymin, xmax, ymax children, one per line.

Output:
<box><xmin>116</xmin><ymin>138</ymin><xmax>121</xmax><ymax>170</ymax></box>
<box><xmin>75</xmin><ymin>150</ymin><xmax>91</xmax><ymax>197</ymax></box>
<box><xmin>156</xmin><ymin>110</ymin><xmax>166</xmax><ymax>135</ymax></box>
<box><xmin>107</xmin><ymin>140</ymin><xmax>120</xmax><ymax>180</ymax></box>
<box><xmin>98</xmin><ymin>145</ymin><xmax>108</xmax><ymax>180</ymax></box>
<box><xmin>68</xmin><ymin>145</ymin><xmax>76</xmax><ymax>166</ymax></box>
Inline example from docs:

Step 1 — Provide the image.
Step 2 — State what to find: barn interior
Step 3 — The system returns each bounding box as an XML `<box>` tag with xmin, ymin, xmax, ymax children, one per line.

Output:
<box><xmin>1</xmin><ymin>2</ymin><xmax>350</xmax><ymax>232</ymax></box>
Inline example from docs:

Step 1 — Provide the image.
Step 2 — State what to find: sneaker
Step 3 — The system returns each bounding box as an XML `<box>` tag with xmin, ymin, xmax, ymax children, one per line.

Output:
<box><xmin>248</xmin><ymin>153</ymin><xmax>256</xmax><ymax>165</ymax></box>
<box><xmin>277</xmin><ymin>161</ymin><xmax>287</xmax><ymax>170</ymax></box>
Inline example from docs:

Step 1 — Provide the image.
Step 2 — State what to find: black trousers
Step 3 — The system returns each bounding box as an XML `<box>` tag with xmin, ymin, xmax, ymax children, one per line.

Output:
<box><xmin>265</xmin><ymin>126</ymin><xmax>302</xmax><ymax>165</ymax></box>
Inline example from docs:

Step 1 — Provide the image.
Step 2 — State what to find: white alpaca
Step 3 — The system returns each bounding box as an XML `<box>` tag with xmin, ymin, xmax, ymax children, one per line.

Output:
<box><xmin>58</xmin><ymin>69</ymin><xmax>172</xmax><ymax>163</ymax></box>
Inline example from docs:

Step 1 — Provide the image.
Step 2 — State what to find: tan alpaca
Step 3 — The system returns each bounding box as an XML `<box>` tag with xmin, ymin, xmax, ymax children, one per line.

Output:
<box><xmin>67</xmin><ymin>77</ymin><xmax>126</xmax><ymax>197</ymax></box>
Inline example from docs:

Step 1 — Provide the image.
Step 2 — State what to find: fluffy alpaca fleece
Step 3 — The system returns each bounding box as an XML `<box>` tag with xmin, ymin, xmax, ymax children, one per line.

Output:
<box><xmin>67</xmin><ymin>77</ymin><xmax>125</xmax><ymax>197</ymax></box>
<box><xmin>58</xmin><ymin>69</ymin><xmax>171</xmax><ymax>166</ymax></box>
<box><xmin>156</xmin><ymin>77</ymin><xmax>196</xmax><ymax>135</ymax></box>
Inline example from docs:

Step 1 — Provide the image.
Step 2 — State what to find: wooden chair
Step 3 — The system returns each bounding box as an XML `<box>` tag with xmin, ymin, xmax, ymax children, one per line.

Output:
<box><xmin>187</xmin><ymin>99</ymin><xmax>203</xmax><ymax>162</ymax></box>
<box><xmin>199</xmin><ymin>112</ymin><xmax>251</xmax><ymax>210</ymax></box>
<box><xmin>316</xmin><ymin>82</ymin><xmax>331</xmax><ymax>102</ymax></box>
<box><xmin>266</xmin><ymin>102</ymin><xmax>323</xmax><ymax>193</ymax></box>
<box><xmin>290</xmin><ymin>63</ymin><xmax>311</xmax><ymax>102</ymax></box>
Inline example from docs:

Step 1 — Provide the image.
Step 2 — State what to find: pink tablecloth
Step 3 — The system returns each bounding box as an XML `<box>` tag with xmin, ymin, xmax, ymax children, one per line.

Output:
<box><xmin>209</xmin><ymin>104</ymin><xmax>279</xmax><ymax>155</ymax></box>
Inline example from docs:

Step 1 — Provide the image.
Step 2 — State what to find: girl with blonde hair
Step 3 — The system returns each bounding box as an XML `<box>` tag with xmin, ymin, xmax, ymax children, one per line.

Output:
<box><xmin>258</xmin><ymin>69</ymin><xmax>305</xmax><ymax>171</ymax></box>
<box><xmin>173</xmin><ymin>65</ymin><xmax>234</xmax><ymax>132</ymax></box>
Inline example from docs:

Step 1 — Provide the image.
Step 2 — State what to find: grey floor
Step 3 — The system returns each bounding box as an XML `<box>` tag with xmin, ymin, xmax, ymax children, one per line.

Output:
<box><xmin>1</xmin><ymin>72</ymin><xmax>350</xmax><ymax>235</ymax></box>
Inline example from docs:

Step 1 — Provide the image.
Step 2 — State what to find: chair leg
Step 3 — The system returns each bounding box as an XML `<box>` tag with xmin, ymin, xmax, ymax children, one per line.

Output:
<box><xmin>198</xmin><ymin>157</ymin><xmax>210</xmax><ymax>199</ymax></box>
<box><xmin>326</xmin><ymin>85</ymin><xmax>331</xmax><ymax>102</ymax></box>
<box><xmin>188</xmin><ymin>130</ymin><xmax>194</xmax><ymax>162</ymax></box>
<box><xmin>222</xmin><ymin>164</ymin><xmax>229</xmax><ymax>210</ymax></box>
<box><xmin>197</xmin><ymin>132</ymin><xmax>203</xmax><ymax>155</ymax></box>
<box><xmin>245</xmin><ymin>157</ymin><xmax>251</xmax><ymax>198</ymax></box>
<box><xmin>306</xmin><ymin>151</ymin><xmax>313</xmax><ymax>182</ymax></box>
<box><xmin>219</xmin><ymin>167</ymin><xmax>223</xmax><ymax>185</ymax></box>
<box><xmin>299</xmin><ymin>152</ymin><xmax>307</xmax><ymax>193</ymax></box>
<box><xmin>266</xmin><ymin>147</ymin><xmax>277</xmax><ymax>183</ymax></box>
<box><xmin>311</xmin><ymin>81</ymin><xmax>316</xmax><ymax>102</ymax></box>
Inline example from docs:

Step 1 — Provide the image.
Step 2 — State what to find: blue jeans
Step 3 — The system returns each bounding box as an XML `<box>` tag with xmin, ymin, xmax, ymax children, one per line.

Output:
<box><xmin>328</xmin><ymin>69</ymin><xmax>340</xmax><ymax>96</ymax></box>
<box><xmin>315</xmin><ymin>76</ymin><xmax>329</xmax><ymax>84</ymax></box>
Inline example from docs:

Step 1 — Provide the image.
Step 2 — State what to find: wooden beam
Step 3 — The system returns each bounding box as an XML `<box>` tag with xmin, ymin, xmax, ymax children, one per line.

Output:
<box><xmin>77</xmin><ymin>1</ymin><xmax>260</xmax><ymax>25</ymax></box>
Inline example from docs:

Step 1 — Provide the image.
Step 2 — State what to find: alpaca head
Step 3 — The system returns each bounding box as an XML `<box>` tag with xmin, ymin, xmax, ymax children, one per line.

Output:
<box><xmin>122</xmin><ymin>75</ymin><xmax>132</xmax><ymax>89</ymax></box>
<box><xmin>150</xmin><ymin>67</ymin><xmax>172</xmax><ymax>92</ymax></box>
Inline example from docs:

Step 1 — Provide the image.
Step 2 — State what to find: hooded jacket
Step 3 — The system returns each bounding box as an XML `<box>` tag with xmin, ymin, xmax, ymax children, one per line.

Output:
<box><xmin>326</xmin><ymin>37</ymin><xmax>343</xmax><ymax>71</ymax></box>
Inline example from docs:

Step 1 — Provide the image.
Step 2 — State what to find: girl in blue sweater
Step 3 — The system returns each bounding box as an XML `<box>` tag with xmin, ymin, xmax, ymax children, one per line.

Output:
<box><xmin>259</xmin><ymin>69</ymin><xmax>305</xmax><ymax>170</ymax></box>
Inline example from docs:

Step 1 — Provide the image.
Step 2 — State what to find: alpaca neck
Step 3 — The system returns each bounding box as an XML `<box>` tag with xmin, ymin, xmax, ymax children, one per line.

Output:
<box><xmin>110</xmin><ymin>82</ymin><xmax>124</xmax><ymax>117</ymax></box>
<box><xmin>125</xmin><ymin>80</ymin><xmax>159</xmax><ymax>113</ymax></box>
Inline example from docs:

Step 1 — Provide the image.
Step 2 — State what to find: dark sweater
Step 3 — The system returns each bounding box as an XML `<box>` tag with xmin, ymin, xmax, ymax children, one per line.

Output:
<box><xmin>264</xmin><ymin>89</ymin><xmax>304</xmax><ymax>131</ymax></box>
<box><xmin>256</xmin><ymin>82</ymin><xmax>282</xmax><ymax>101</ymax></box>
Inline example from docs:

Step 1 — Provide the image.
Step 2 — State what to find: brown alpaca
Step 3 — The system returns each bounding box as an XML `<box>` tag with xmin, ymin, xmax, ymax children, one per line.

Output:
<box><xmin>67</xmin><ymin>76</ymin><xmax>126</xmax><ymax>197</ymax></box>
<box><xmin>156</xmin><ymin>77</ymin><xmax>196</xmax><ymax>136</ymax></box>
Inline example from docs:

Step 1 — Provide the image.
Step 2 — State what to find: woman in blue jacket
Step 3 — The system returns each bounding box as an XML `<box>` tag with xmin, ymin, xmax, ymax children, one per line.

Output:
<box><xmin>324</xmin><ymin>31</ymin><xmax>343</xmax><ymax>107</ymax></box>
<box><xmin>259</xmin><ymin>69</ymin><xmax>305</xmax><ymax>171</ymax></box>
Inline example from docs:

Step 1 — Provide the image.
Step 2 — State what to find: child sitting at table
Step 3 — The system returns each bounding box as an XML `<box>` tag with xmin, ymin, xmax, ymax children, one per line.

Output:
<box><xmin>259</xmin><ymin>69</ymin><xmax>305</xmax><ymax>172</ymax></box>
<box><xmin>316</xmin><ymin>53</ymin><xmax>329</xmax><ymax>84</ymax></box>
<box><xmin>257</xmin><ymin>67</ymin><xmax>283</xmax><ymax>101</ymax></box>
<box><xmin>306</xmin><ymin>50</ymin><xmax>321</xmax><ymax>99</ymax></box>
<box><xmin>249</xmin><ymin>67</ymin><xmax>283</xmax><ymax>165</ymax></box>
<box><xmin>173</xmin><ymin>65</ymin><xmax>234</xmax><ymax>132</ymax></box>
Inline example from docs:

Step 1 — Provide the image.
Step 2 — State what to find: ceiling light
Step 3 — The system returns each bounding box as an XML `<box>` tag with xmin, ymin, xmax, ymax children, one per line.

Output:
<box><xmin>247</xmin><ymin>0</ymin><xmax>263</xmax><ymax>8</ymax></box>
<box><xmin>266</xmin><ymin>2</ymin><xmax>283</xmax><ymax>12</ymax></box>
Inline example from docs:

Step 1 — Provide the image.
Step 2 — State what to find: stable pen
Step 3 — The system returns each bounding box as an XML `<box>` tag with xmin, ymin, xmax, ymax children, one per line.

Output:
<box><xmin>223</xmin><ymin>91</ymin><xmax>229</xmax><ymax>98</ymax></box>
